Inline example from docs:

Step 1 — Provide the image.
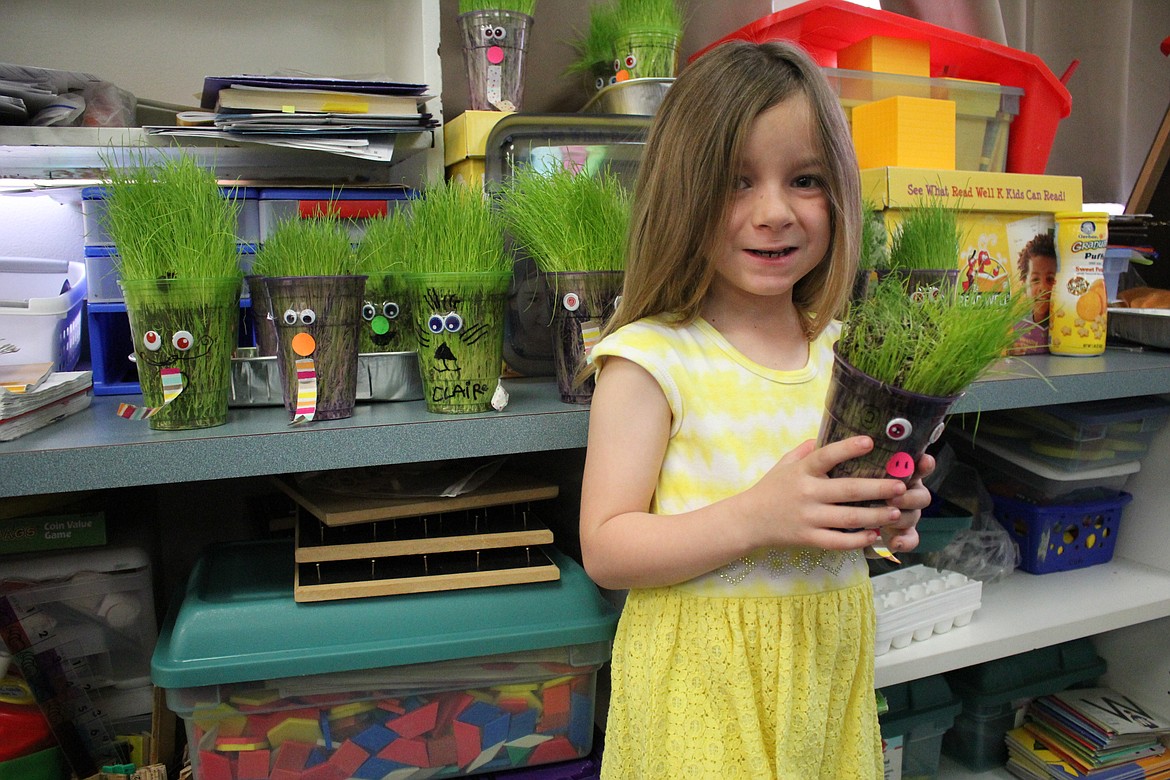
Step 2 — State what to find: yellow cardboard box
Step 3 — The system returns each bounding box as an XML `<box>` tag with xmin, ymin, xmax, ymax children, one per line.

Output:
<box><xmin>861</xmin><ymin>167</ymin><xmax>1083</xmax><ymax>294</ymax></box>
<box><xmin>443</xmin><ymin>110</ymin><xmax>512</xmax><ymax>168</ymax></box>
<box><xmin>837</xmin><ymin>35</ymin><xmax>931</xmax><ymax>77</ymax></box>
<box><xmin>853</xmin><ymin>96</ymin><xmax>956</xmax><ymax>170</ymax></box>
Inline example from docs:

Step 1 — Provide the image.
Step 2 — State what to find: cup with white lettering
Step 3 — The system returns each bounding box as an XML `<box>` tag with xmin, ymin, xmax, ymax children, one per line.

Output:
<box><xmin>405</xmin><ymin>271</ymin><xmax>511</xmax><ymax>414</ymax></box>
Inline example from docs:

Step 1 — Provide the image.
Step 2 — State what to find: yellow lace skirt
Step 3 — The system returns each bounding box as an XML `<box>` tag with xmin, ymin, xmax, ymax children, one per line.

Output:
<box><xmin>600</xmin><ymin>582</ymin><xmax>881</xmax><ymax>779</ymax></box>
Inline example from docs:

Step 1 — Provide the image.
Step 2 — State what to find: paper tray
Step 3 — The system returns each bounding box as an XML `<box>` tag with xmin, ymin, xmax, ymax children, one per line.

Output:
<box><xmin>1107</xmin><ymin>307</ymin><xmax>1170</xmax><ymax>349</ymax></box>
<box><xmin>229</xmin><ymin>350</ymin><xmax>422</xmax><ymax>406</ymax></box>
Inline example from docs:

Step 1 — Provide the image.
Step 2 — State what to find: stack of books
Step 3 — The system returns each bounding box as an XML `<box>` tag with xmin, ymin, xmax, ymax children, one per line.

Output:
<box><xmin>147</xmin><ymin>74</ymin><xmax>438</xmax><ymax>161</ymax></box>
<box><xmin>0</xmin><ymin>368</ymin><xmax>92</xmax><ymax>441</ymax></box>
<box><xmin>1006</xmin><ymin>688</ymin><xmax>1170</xmax><ymax>779</ymax></box>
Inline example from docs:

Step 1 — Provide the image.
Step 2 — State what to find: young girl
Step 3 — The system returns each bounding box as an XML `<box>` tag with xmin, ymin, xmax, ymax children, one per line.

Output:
<box><xmin>579</xmin><ymin>40</ymin><xmax>934</xmax><ymax>779</ymax></box>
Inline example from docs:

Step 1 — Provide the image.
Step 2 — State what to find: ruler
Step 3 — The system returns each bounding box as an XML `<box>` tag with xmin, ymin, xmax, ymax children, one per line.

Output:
<box><xmin>0</xmin><ymin>589</ymin><xmax>129</xmax><ymax>776</ymax></box>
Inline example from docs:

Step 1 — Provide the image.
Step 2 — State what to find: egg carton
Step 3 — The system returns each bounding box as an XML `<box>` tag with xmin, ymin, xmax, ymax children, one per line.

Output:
<box><xmin>872</xmin><ymin>565</ymin><xmax>982</xmax><ymax>656</ymax></box>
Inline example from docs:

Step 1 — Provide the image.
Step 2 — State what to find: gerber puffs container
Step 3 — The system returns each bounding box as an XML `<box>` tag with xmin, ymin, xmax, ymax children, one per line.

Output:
<box><xmin>151</xmin><ymin>539</ymin><xmax>618</xmax><ymax>780</ymax></box>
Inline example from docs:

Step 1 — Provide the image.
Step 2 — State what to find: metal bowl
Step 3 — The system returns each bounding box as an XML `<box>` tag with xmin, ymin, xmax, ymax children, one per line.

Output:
<box><xmin>229</xmin><ymin>349</ymin><xmax>423</xmax><ymax>406</ymax></box>
<box><xmin>581</xmin><ymin>78</ymin><xmax>673</xmax><ymax>116</ymax></box>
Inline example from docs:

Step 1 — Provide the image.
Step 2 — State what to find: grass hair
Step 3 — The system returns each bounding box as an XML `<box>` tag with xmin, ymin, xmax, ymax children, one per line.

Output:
<box><xmin>498</xmin><ymin>163</ymin><xmax>630</xmax><ymax>273</ymax></box>
<box><xmin>410</xmin><ymin>179</ymin><xmax>510</xmax><ymax>275</ymax></box>
<box><xmin>888</xmin><ymin>195</ymin><xmax>963</xmax><ymax>272</ymax></box>
<box><xmin>565</xmin><ymin>3</ymin><xmax>623</xmax><ymax>77</ymax></box>
<box><xmin>459</xmin><ymin>0</ymin><xmax>535</xmax><ymax>15</ymax></box>
<box><xmin>251</xmin><ymin>216</ymin><xmax>357</xmax><ymax>278</ymax></box>
<box><xmin>859</xmin><ymin>197</ymin><xmax>889</xmax><ymax>271</ymax></box>
<box><xmin>839</xmin><ymin>274</ymin><xmax>1031</xmax><ymax>398</ymax></box>
<box><xmin>100</xmin><ymin>149</ymin><xmax>241</xmax><ymax>283</ymax></box>
<box><xmin>615</xmin><ymin>0</ymin><xmax>682</xmax><ymax>34</ymax></box>
<box><xmin>356</xmin><ymin>207</ymin><xmax>413</xmax><ymax>275</ymax></box>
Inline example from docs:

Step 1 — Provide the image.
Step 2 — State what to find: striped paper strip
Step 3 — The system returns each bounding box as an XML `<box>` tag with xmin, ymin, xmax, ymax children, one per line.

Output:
<box><xmin>291</xmin><ymin>357</ymin><xmax>317</xmax><ymax>424</ymax></box>
<box><xmin>114</xmin><ymin>367</ymin><xmax>185</xmax><ymax>420</ymax></box>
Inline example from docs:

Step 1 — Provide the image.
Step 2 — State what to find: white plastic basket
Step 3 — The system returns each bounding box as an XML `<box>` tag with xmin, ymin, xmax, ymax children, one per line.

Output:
<box><xmin>0</xmin><ymin>257</ymin><xmax>87</xmax><ymax>370</ymax></box>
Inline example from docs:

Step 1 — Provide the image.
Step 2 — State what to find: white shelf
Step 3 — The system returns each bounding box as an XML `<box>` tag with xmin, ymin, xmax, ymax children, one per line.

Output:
<box><xmin>874</xmin><ymin>556</ymin><xmax>1170</xmax><ymax>687</ymax></box>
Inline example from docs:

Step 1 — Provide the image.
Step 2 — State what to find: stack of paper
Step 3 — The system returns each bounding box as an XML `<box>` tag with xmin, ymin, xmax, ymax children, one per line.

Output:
<box><xmin>0</xmin><ymin>371</ymin><xmax>93</xmax><ymax>442</ymax></box>
<box><xmin>146</xmin><ymin>73</ymin><xmax>437</xmax><ymax>162</ymax></box>
<box><xmin>1006</xmin><ymin>688</ymin><xmax>1170</xmax><ymax>779</ymax></box>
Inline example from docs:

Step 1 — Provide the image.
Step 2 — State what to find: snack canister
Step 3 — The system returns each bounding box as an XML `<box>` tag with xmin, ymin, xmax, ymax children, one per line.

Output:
<box><xmin>1049</xmin><ymin>212</ymin><xmax>1109</xmax><ymax>356</ymax></box>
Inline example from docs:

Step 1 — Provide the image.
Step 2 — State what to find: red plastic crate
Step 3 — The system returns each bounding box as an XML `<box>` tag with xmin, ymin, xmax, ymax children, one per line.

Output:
<box><xmin>691</xmin><ymin>0</ymin><xmax>1071</xmax><ymax>175</ymax></box>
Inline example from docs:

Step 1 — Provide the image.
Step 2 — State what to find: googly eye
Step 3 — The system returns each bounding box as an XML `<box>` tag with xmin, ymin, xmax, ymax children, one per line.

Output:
<box><xmin>428</xmin><ymin>314</ymin><xmax>445</xmax><ymax>334</ymax></box>
<box><xmin>613</xmin><ymin>58</ymin><xmax>621</xmax><ymax>72</ymax></box>
<box><xmin>563</xmin><ymin>292</ymin><xmax>581</xmax><ymax>312</ymax></box>
<box><xmin>172</xmin><ymin>330</ymin><xmax>194</xmax><ymax>351</ymax></box>
<box><xmin>608</xmin><ymin>75</ymin><xmax>618</xmax><ymax>85</ymax></box>
<box><xmin>613</xmin><ymin>294</ymin><xmax>623</xmax><ymax>309</ymax></box>
<box><xmin>383</xmin><ymin>301</ymin><xmax>400</xmax><ymax>319</ymax></box>
<box><xmin>928</xmin><ymin>421</ymin><xmax>946</xmax><ymax>444</ymax></box>
<box><xmin>361</xmin><ymin>302</ymin><xmax>377</xmax><ymax>321</ymax></box>
<box><xmin>143</xmin><ymin>330</ymin><xmax>163</xmax><ymax>352</ymax></box>
<box><xmin>595</xmin><ymin>76</ymin><xmax>606</xmax><ymax>90</ymax></box>
<box><xmin>624</xmin><ymin>53</ymin><xmax>637</xmax><ymax>68</ymax></box>
<box><xmin>885</xmin><ymin>418</ymin><xmax>913</xmax><ymax>441</ymax></box>
<box><xmin>300</xmin><ymin>308</ymin><xmax>317</xmax><ymax>325</ymax></box>
<box><xmin>492</xmin><ymin>26</ymin><xmax>506</xmax><ymax>39</ymax></box>
<box><xmin>282</xmin><ymin>309</ymin><xmax>298</xmax><ymax>325</ymax></box>
<box><xmin>443</xmin><ymin>312</ymin><xmax>464</xmax><ymax>333</ymax></box>
<box><xmin>481</xmin><ymin>24</ymin><xmax>494</xmax><ymax>37</ymax></box>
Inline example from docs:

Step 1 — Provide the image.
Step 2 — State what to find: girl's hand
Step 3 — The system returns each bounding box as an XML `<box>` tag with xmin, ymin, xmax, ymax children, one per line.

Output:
<box><xmin>740</xmin><ymin>435</ymin><xmax>910</xmax><ymax>553</ymax></box>
<box><xmin>878</xmin><ymin>452</ymin><xmax>936</xmax><ymax>555</ymax></box>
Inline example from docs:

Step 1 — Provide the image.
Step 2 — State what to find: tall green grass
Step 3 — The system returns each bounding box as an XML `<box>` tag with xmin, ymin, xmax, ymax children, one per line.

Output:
<box><xmin>498</xmin><ymin>163</ymin><xmax>630</xmax><ymax>273</ymax></box>
<box><xmin>410</xmin><ymin>179</ymin><xmax>509</xmax><ymax>274</ymax></box>
<box><xmin>101</xmin><ymin>150</ymin><xmax>241</xmax><ymax>283</ymax></box>
<box><xmin>459</xmin><ymin>0</ymin><xmax>535</xmax><ymax>14</ymax></box>
<box><xmin>838</xmin><ymin>274</ymin><xmax>1030</xmax><ymax>398</ymax></box>
<box><xmin>251</xmin><ymin>217</ymin><xmax>357</xmax><ymax>277</ymax></box>
<box><xmin>888</xmin><ymin>196</ymin><xmax>963</xmax><ymax>272</ymax></box>
<box><xmin>565</xmin><ymin>3</ymin><xmax>623</xmax><ymax>78</ymax></box>
<box><xmin>357</xmin><ymin>207</ymin><xmax>414</xmax><ymax>275</ymax></box>
<box><xmin>859</xmin><ymin>197</ymin><xmax>889</xmax><ymax>271</ymax></box>
<box><xmin>615</xmin><ymin>0</ymin><xmax>682</xmax><ymax>33</ymax></box>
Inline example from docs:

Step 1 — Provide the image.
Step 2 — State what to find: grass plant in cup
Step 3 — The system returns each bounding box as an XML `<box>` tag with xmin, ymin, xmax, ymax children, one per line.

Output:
<box><xmin>566</xmin><ymin>2</ymin><xmax>623</xmax><ymax>94</ymax></box>
<box><xmin>458</xmin><ymin>0</ymin><xmax>537</xmax><ymax>112</ymax></box>
<box><xmin>612</xmin><ymin>0</ymin><xmax>684</xmax><ymax>81</ymax></box>
<box><xmin>251</xmin><ymin>217</ymin><xmax>366</xmax><ymax>422</ymax></box>
<box><xmin>885</xmin><ymin>195</ymin><xmax>964</xmax><ymax>298</ymax></box>
<box><xmin>406</xmin><ymin>179</ymin><xmax>512</xmax><ymax>414</ymax></box>
<box><xmin>853</xmin><ymin>197</ymin><xmax>889</xmax><ymax>300</ymax></box>
<box><xmin>499</xmin><ymin>162</ymin><xmax>630</xmax><ymax>403</ymax></box>
<box><xmin>356</xmin><ymin>207</ymin><xmax>416</xmax><ymax>355</ymax></box>
<box><xmin>821</xmin><ymin>274</ymin><xmax>1030</xmax><ymax>491</ymax></box>
<box><xmin>101</xmin><ymin>150</ymin><xmax>243</xmax><ymax>431</ymax></box>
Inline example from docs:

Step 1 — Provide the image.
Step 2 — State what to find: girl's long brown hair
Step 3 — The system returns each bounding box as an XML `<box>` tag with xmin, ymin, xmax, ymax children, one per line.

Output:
<box><xmin>604</xmin><ymin>39</ymin><xmax>861</xmax><ymax>340</ymax></box>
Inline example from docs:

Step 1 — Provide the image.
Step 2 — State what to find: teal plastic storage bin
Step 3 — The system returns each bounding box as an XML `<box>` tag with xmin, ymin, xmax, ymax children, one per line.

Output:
<box><xmin>942</xmin><ymin>638</ymin><xmax>1106</xmax><ymax>771</ymax></box>
<box><xmin>879</xmin><ymin>675</ymin><xmax>961</xmax><ymax>780</ymax></box>
<box><xmin>152</xmin><ymin>539</ymin><xmax>619</xmax><ymax>780</ymax></box>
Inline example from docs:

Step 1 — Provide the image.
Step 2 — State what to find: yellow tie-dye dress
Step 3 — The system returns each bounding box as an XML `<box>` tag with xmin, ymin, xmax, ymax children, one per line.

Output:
<box><xmin>589</xmin><ymin>315</ymin><xmax>881</xmax><ymax>780</ymax></box>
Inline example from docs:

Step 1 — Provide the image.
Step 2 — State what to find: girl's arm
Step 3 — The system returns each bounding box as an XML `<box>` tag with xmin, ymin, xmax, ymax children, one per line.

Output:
<box><xmin>579</xmin><ymin>356</ymin><xmax>915</xmax><ymax>590</ymax></box>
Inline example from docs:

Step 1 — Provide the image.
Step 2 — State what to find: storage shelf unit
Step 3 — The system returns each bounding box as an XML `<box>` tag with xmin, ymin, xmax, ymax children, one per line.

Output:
<box><xmin>5</xmin><ymin>350</ymin><xmax>1170</xmax><ymax>710</ymax></box>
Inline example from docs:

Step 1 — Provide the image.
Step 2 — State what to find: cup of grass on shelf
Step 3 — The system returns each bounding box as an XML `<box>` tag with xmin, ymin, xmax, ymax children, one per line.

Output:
<box><xmin>883</xmin><ymin>195</ymin><xmax>963</xmax><ymax>300</ymax></box>
<box><xmin>356</xmin><ymin>207</ymin><xmax>417</xmax><ymax>356</ymax></box>
<box><xmin>853</xmin><ymin>196</ymin><xmax>889</xmax><ymax>301</ymax></box>
<box><xmin>611</xmin><ymin>0</ymin><xmax>684</xmax><ymax>82</ymax></box>
<box><xmin>101</xmin><ymin>150</ymin><xmax>243</xmax><ymax>431</ymax></box>
<box><xmin>251</xmin><ymin>217</ymin><xmax>366</xmax><ymax>423</ymax></box>
<box><xmin>499</xmin><ymin>162</ymin><xmax>629</xmax><ymax>404</ymax></box>
<box><xmin>404</xmin><ymin>179</ymin><xmax>512</xmax><ymax>414</ymax></box>
<box><xmin>458</xmin><ymin>0</ymin><xmax>536</xmax><ymax>112</ymax></box>
<box><xmin>821</xmin><ymin>274</ymin><xmax>1029</xmax><ymax>492</ymax></box>
<box><xmin>565</xmin><ymin>2</ymin><xmax>623</xmax><ymax>95</ymax></box>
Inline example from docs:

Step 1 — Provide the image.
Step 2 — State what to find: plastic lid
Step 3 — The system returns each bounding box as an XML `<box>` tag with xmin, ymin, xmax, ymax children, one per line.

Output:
<box><xmin>151</xmin><ymin>539</ymin><xmax>619</xmax><ymax>688</ymax></box>
<box><xmin>960</xmin><ymin>432</ymin><xmax>1141</xmax><ymax>482</ymax></box>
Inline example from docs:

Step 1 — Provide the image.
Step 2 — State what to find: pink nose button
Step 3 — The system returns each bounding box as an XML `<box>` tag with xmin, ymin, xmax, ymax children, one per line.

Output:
<box><xmin>885</xmin><ymin>452</ymin><xmax>915</xmax><ymax>479</ymax></box>
<box><xmin>487</xmin><ymin>46</ymin><xmax>505</xmax><ymax>64</ymax></box>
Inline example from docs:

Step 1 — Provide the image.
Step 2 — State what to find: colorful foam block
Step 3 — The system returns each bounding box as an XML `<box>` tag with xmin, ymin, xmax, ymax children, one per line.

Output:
<box><xmin>378</xmin><ymin>735</ymin><xmax>431</xmax><ymax>767</ymax></box>
<box><xmin>458</xmin><ymin>701</ymin><xmax>511</xmax><ymax>749</ymax></box>
<box><xmin>198</xmin><ymin>749</ymin><xmax>235</xmax><ymax>780</ymax></box>
<box><xmin>273</xmin><ymin>740</ymin><xmax>315</xmax><ymax>772</ymax></box>
<box><xmin>837</xmin><ymin>35</ymin><xmax>930</xmax><ymax>77</ymax></box>
<box><xmin>355</xmin><ymin>756</ymin><xmax>410</xmax><ymax>779</ymax></box>
<box><xmin>351</xmin><ymin>723</ymin><xmax>396</xmax><ymax>754</ymax></box>
<box><xmin>852</xmin><ymin>95</ymin><xmax>956</xmax><ymax>170</ymax></box>
<box><xmin>236</xmin><ymin>748</ymin><xmax>272</xmax><ymax>780</ymax></box>
<box><xmin>215</xmin><ymin>735</ymin><xmax>270</xmax><ymax>751</ymax></box>
<box><xmin>538</xmin><ymin>684</ymin><xmax>570</xmax><ymax>734</ymax></box>
<box><xmin>507</xmin><ymin>708</ymin><xmax>539</xmax><ymax>742</ymax></box>
<box><xmin>301</xmin><ymin>762</ymin><xmax>347</xmax><ymax>780</ymax></box>
<box><xmin>569</xmin><ymin>692</ymin><xmax>593</xmax><ymax>750</ymax></box>
<box><xmin>326</xmin><ymin>739</ymin><xmax>369</xmax><ymax>776</ymax></box>
<box><xmin>387</xmin><ymin>699</ymin><xmax>439</xmax><ymax>739</ymax></box>
<box><xmin>427</xmin><ymin>731</ymin><xmax>459</xmax><ymax>767</ymax></box>
<box><xmin>529</xmin><ymin>735</ymin><xmax>581</xmax><ymax>764</ymax></box>
<box><xmin>268</xmin><ymin>717</ymin><xmax>324</xmax><ymax>747</ymax></box>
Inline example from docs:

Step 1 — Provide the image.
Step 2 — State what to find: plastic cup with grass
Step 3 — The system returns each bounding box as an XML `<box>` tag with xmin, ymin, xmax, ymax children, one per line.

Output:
<box><xmin>547</xmin><ymin>270</ymin><xmax>623</xmax><ymax>404</ymax></box>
